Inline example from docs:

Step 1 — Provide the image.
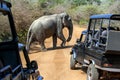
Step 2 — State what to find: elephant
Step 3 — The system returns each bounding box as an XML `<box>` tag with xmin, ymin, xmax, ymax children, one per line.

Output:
<box><xmin>26</xmin><ymin>12</ymin><xmax>73</xmax><ymax>52</ymax></box>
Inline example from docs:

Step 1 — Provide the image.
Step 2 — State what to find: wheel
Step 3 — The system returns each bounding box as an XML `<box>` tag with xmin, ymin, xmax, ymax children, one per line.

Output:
<box><xmin>70</xmin><ymin>54</ymin><xmax>76</xmax><ymax>69</ymax></box>
<box><xmin>87</xmin><ymin>64</ymin><xmax>99</xmax><ymax>80</ymax></box>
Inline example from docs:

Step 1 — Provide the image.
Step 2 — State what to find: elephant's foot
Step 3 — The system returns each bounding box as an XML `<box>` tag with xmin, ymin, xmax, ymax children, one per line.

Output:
<box><xmin>40</xmin><ymin>48</ymin><xmax>47</xmax><ymax>52</ymax></box>
<box><xmin>53</xmin><ymin>46</ymin><xmax>57</xmax><ymax>49</ymax></box>
<box><xmin>61</xmin><ymin>42</ymin><xmax>65</xmax><ymax>47</ymax></box>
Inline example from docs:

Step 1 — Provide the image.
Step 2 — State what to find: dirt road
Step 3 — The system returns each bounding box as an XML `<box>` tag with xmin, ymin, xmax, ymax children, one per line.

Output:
<box><xmin>29</xmin><ymin>25</ymin><xmax>87</xmax><ymax>80</ymax></box>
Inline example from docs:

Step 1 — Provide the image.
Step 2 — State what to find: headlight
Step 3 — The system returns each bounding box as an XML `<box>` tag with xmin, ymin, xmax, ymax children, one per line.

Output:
<box><xmin>103</xmin><ymin>63</ymin><xmax>112</xmax><ymax>67</ymax></box>
<box><xmin>102</xmin><ymin>57</ymin><xmax>112</xmax><ymax>67</ymax></box>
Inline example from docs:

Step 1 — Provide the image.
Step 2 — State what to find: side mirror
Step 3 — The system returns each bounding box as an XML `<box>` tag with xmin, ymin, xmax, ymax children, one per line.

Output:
<box><xmin>30</xmin><ymin>60</ymin><xmax>38</xmax><ymax>70</ymax></box>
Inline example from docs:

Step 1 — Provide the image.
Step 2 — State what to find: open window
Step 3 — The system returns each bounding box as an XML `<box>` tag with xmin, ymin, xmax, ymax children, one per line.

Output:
<box><xmin>0</xmin><ymin>11</ymin><xmax>12</xmax><ymax>43</ymax></box>
<box><xmin>77</xmin><ymin>30</ymin><xmax>87</xmax><ymax>44</ymax></box>
<box><xmin>88</xmin><ymin>19</ymin><xmax>108</xmax><ymax>49</ymax></box>
<box><xmin>88</xmin><ymin>15</ymin><xmax>120</xmax><ymax>50</ymax></box>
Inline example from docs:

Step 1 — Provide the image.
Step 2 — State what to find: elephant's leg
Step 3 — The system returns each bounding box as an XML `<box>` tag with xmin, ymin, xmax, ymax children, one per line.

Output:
<box><xmin>39</xmin><ymin>40</ymin><xmax>47</xmax><ymax>51</ymax></box>
<box><xmin>61</xmin><ymin>40</ymin><xmax>66</xmax><ymax>47</ymax></box>
<box><xmin>52</xmin><ymin>34</ymin><xmax>57</xmax><ymax>49</ymax></box>
<box><xmin>57</xmin><ymin>34</ymin><xmax>66</xmax><ymax>47</ymax></box>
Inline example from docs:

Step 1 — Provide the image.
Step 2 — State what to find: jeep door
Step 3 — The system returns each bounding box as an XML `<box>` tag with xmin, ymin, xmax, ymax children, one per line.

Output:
<box><xmin>0</xmin><ymin>8</ymin><xmax>21</xmax><ymax>69</ymax></box>
<box><xmin>75</xmin><ymin>31</ymin><xmax>87</xmax><ymax>63</ymax></box>
<box><xmin>0</xmin><ymin>2</ymin><xmax>22</xmax><ymax>79</ymax></box>
<box><xmin>84</xmin><ymin>19</ymin><xmax>103</xmax><ymax>64</ymax></box>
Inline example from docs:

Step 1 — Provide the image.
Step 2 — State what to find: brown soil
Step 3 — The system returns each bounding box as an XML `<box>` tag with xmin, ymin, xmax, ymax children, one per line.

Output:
<box><xmin>29</xmin><ymin>25</ymin><xmax>87</xmax><ymax>80</ymax></box>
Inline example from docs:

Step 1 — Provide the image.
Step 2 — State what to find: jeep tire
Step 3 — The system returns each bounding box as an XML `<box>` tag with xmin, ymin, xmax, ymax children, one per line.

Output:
<box><xmin>87</xmin><ymin>64</ymin><xmax>99</xmax><ymax>80</ymax></box>
<box><xmin>70</xmin><ymin>54</ymin><xmax>76</xmax><ymax>70</ymax></box>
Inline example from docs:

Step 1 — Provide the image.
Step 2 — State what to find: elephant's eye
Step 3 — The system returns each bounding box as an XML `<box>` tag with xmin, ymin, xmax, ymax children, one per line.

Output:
<box><xmin>65</xmin><ymin>15</ymin><xmax>69</xmax><ymax>19</ymax></box>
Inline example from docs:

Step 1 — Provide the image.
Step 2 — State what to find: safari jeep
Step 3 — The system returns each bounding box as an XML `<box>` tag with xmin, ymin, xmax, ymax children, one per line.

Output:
<box><xmin>0</xmin><ymin>1</ymin><xmax>43</xmax><ymax>80</ymax></box>
<box><xmin>70</xmin><ymin>14</ymin><xmax>120</xmax><ymax>80</ymax></box>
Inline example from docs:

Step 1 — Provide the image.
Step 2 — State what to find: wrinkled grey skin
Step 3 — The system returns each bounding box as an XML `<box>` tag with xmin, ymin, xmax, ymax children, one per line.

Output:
<box><xmin>26</xmin><ymin>12</ymin><xmax>73</xmax><ymax>52</ymax></box>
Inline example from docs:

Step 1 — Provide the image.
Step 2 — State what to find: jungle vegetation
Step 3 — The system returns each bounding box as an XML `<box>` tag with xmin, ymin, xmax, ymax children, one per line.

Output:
<box><xmin>8</xmin><ymin>0</ymin><xmax>120</xmax><ymax>43</ymax></box>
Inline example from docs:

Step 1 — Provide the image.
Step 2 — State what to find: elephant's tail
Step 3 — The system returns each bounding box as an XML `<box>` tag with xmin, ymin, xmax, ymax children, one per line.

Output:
<box><xmin>26</xmin><ymin>28</ymin><xmax>33</xmax><ymax>53</ymax></box>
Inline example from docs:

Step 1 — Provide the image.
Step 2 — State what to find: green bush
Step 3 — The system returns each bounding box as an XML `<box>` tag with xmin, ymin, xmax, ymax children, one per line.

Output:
<box><xmin>82</xmin><ymin>5</ymin><xmax>102</xmax><ymax>19</ymax></box>
<box><xmin>12</xmin><ymin>0</ymin><xmax>43</xmax><ymax>43</ymax></box>
<box><xmin>68</xmin><ymin>5</ymin><xmax>102</xmax><ymax>26</ymax></box>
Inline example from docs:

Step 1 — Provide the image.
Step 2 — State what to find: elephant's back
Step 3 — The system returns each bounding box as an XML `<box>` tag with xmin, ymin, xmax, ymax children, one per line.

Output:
<box><xmin>36</xmin><ymin>13</ymin><xmax>57</xmax><ymax>23</ymax></box>
<box><xmin>32</xmin><ymin>15</ymin><xmax>57</xmax><ymax>39</ymax></box>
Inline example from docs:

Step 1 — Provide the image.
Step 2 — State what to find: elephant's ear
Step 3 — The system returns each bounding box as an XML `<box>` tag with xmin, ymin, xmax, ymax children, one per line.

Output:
<box><xmin>56</xmin><ymin>14</ymin><xmax>63</xmax><ymax>35</ymax></box>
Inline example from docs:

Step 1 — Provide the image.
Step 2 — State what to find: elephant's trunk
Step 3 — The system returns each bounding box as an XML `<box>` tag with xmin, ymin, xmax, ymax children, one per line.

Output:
<box><xmin>67</xmin><ymin>23</ymin><xmax>73</xmax><ymax>42</ymax></box>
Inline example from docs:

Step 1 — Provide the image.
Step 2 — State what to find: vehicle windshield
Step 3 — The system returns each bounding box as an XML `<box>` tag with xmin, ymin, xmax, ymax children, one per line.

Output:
<box><xmin>0</xmin><ymin>12</ymin><xmax>12</xmax><ymax>42</ymax></box>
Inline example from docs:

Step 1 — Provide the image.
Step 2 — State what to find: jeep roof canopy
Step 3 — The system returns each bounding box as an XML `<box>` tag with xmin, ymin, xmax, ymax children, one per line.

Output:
<box><xmin>0</xmin><ymin>1</ymin><xmax>11</xmax><ymax>12</ymax></box>
<box><xmin>90</xmin><ymin>14</ymin><xmax>120</xmax><ymax>20</ymax></box>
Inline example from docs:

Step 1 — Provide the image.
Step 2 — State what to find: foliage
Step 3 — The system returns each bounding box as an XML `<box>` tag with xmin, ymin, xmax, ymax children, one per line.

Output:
<box><xmin>68</xmin><ymin>5</ymin><xmax>102</xmax><ymax>26</ymax></box>
<box><xmin>3</xmin><ymin>0</ymin><xmax>120</xmax><ymax>43</ymax></box>
<box><xmin>108</xmin><ymin>1</ymin><xmax>120</xmax><ymax>14</ymax></box>
<box><xmin>82</xmin><ymin>5</ymin><xmax>101</xmax><ymax>19</ymax></box>
<box><xmin>12</xmin><ymin>0</ymin><xmax>42</xmax><ymax>43</ymax></box>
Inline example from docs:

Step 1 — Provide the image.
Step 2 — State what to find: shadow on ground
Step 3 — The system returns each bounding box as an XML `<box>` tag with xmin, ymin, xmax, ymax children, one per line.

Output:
<box><xmin>29</xmin><ymin>45</ymin><xmax>73</xmax><ymax>54</ymax></box>
<box><xmin>72</xmin><ymin>65</ymin><xmax>87</xmax><ymax>73</ymax></box>
<box><xmin>47</xmin><ymin>45</ymin><xmax>73</xmax><ymax>51</ymax></box>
